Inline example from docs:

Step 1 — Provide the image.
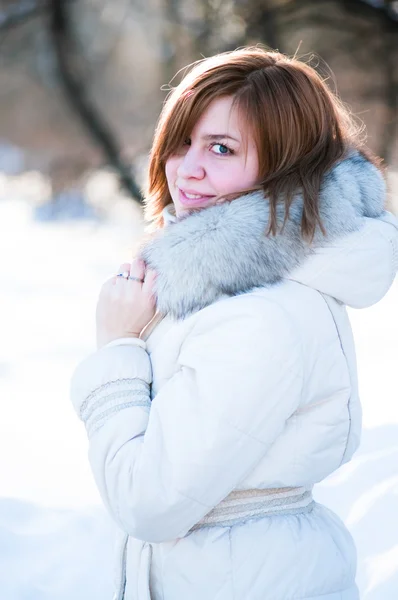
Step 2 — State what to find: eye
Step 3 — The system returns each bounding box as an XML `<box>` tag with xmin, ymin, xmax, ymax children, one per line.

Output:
<box><xmin>211</xmin><ymin>143</ymin><xmax>233</xmax><ymax>155</ymax></box>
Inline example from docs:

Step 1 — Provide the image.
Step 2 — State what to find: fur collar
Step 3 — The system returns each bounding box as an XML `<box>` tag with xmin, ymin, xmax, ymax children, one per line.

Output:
<box><xmin>140</xmin><ymin>150</ymin><xmax>385</xmax><ymax>320</ymax></box>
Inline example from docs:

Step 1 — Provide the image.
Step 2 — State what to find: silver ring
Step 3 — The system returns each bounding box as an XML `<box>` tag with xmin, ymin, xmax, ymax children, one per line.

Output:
<box><xmin>117</xmin><ymin>271</ymin><xmax>130</xmax><ymax>279</ymax></box>
<box><xmin>128</xmin><ymin>276</ymin><xmax>144</xmax><ymax>283</ymax></box>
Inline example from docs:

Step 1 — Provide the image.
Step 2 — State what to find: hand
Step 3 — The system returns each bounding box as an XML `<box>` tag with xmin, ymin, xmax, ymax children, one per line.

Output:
<box><xmin>96</xmin><ymin>258</ymin><xmax>157</xmax><ymax>349</ymax></box>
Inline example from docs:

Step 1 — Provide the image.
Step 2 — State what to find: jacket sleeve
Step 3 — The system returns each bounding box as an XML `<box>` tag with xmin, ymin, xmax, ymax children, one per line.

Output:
<box><xmin>70</xmin><ymin>295</ymin><xmax>304</xmax><ymax>543</ymax></box>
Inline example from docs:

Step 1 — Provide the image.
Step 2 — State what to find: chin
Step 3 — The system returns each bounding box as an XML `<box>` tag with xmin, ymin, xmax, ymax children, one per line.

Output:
<box><xmin>178</xmin><ymin>205</ymin><xmax>208</xmax><ymax>219</ymax></box>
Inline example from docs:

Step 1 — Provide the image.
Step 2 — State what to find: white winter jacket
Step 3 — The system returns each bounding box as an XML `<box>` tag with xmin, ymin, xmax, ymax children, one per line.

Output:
<box><xmin>71</xmin><ymin>151</ymin><xmax>398</xmax><ymax>600</ymax></box>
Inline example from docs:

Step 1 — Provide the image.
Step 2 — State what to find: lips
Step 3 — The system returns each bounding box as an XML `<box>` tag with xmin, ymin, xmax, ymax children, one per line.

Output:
<box><xmin>178</xmin><ymin>187</ymin><xmax>215</xmax><ymax>207</ymax></box>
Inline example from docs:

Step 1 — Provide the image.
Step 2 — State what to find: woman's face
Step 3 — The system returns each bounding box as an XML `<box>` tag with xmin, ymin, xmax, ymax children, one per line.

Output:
<box><xmin>165</xmin><ymin>96</ymin><xmax>259</xmax><ymax>218</ymax></box>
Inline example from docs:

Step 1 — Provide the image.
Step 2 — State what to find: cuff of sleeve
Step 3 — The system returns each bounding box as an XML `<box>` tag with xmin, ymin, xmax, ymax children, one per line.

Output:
<box><xmin>104</xmin><ymin>337</ymin><xmax>147</xmax><ymax>351</ymax></box>
<box><xmin>70</xmin><ymin>344</ymin><xmax>152</xmax><ymax>418</ymax></box>
<box><xmin>80</xmin><ymin>378</ymin><xmax>151</xmax><ymax>437</ymax></box>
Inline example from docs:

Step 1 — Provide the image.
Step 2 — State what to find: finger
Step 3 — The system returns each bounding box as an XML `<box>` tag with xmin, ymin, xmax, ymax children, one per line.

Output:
<box><xmin>117</xmin><ymin>262</ymin><xmax>131</xmax><ymax>276</ymax></box>
<box><xmin>143</xmin><ymin>269</ymin><xmax>157</xmax><ymax>297</ymax></box>
<box><xmin>113</xmin><ymin>262</ymin><xmax>131</xmax><ymax>284</ymax></box>
<box><xmin>130</xmin><ymin>257</ymin><xmax>146</xmax><ymax>281</ymax></box>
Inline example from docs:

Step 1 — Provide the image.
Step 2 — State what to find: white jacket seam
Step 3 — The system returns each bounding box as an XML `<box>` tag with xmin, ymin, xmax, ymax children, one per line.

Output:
<box><xmin>228</xmin><ymin>528</ymin><xmax>236</xmax><ymax>600</ymax></box>
<box><xmin>319</xmin><ymin>294</ymin><xmax>352</xmax><ymax>467</ymax></box>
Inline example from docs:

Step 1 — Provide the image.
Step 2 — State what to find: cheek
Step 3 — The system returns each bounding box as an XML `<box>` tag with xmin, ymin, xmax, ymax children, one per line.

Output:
<box><xmin>215</xmin><ymin>165</ymin><xmax>257</xmax><ymax>195</ymax></box>
<box><xmin>165</xmin><ymin>159</ymin><xmax>178</xmax><ymax>186</ymax></box>
<box><xmin>231</xmin><ymin>159</ymin><xmax>259</xmax><ymax>191</ymax></box>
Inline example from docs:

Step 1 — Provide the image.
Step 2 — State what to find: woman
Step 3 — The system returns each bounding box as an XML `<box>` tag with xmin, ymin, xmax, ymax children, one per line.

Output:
<box><xmin>70</xmin><ymin>48</ymin><xmax>398</xmax><ymax>600</ymax></box>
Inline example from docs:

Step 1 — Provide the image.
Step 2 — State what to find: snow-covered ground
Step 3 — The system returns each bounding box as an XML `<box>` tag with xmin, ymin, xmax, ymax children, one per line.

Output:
<box><xmin>0</xmin><ymin>196</ymin><xmax>397</xmax><ymax>599</ymax></box>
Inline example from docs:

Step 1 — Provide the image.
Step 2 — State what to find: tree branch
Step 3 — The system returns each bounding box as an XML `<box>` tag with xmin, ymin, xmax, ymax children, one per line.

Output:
<box><xmin>48</xmin><ymin>0</ymin><xmax>143</xmax><ymax>203</ymax></box>
<box><xmin>0</xmin><ymin>0</ymin><xmax>45</xmax><ymax>32</ymax></box>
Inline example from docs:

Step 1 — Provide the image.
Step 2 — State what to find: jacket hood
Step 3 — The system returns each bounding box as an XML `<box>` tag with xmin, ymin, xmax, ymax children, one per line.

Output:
<box><xmin>141</xmin><ymin>150</ymin><xmax>398</xmax><ymax>319</ymax></box>
<box><xmin>287</xmin><ymin>210</ymin><xmax>398</xmax><ymax>308</ymax></box>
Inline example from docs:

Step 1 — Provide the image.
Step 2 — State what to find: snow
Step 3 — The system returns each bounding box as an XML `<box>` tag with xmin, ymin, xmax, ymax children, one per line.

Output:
<box><xmin>0</xmin><ymin>197</ymin><xmax>397</xmax><ymax>598</ymax></box>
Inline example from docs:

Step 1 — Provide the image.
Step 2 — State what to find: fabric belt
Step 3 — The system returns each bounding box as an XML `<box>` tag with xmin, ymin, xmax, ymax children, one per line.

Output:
<box><xmin>188</xmin><ymin>486</ymin><xmax>314</xmax><ymax>532</ymax></box>
<box><xmin>115</xmin><ymin>486</ymin><xmax>314</xmax><ymax>600</ymax></box>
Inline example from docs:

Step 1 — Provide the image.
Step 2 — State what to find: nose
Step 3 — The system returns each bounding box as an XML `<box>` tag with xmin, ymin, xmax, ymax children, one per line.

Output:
<box><xmin>176</xmin><ymin>146</ymin><xmax>205</xmax><ymax>180</ymax></box>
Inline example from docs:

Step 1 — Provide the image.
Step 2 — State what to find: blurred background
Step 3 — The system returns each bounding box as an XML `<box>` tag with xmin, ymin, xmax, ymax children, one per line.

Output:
<box><xmin>0</xmin><ymin>1</ymin><xmax>397</xmax><ymax>599</ymax></box>
<box><xmin>0</xmin><ymin>0</ymin><xmax>397</xmax><ymax>216</ymax></box>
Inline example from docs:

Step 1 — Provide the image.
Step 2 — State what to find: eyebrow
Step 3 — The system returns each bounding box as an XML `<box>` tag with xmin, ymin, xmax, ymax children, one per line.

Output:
<box><xmin>201</xmin><ymin>134</ymin><xmax>241</xmax><ymax>144</ymax></box>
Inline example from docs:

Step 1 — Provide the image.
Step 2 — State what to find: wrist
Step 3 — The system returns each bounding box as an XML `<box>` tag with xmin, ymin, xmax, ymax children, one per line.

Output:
<box><xmin>97</xmin><ymin>332</ymin><xmax>141</xmax><ymax>350</ymax></box>
<box><xmin>103</xmin><ymin>336</ymin><xmax>147</xmax><ymax>351</ymax></box>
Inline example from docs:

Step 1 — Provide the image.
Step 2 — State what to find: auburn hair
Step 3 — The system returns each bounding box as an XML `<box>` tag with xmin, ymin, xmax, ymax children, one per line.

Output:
<box><xmin>145</xmin><ymin>46</ymin><xmax>379</xmax><ymax>241</ymax></box>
